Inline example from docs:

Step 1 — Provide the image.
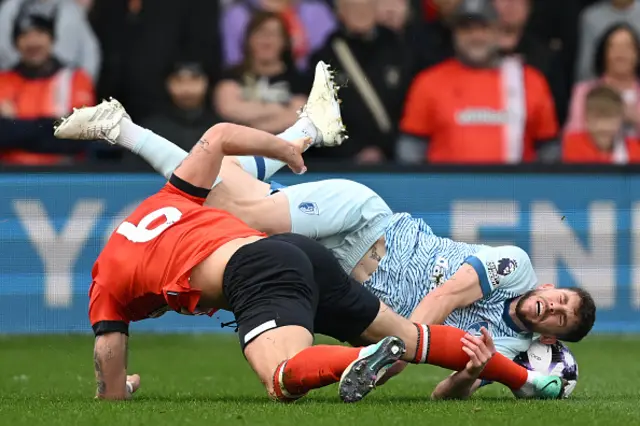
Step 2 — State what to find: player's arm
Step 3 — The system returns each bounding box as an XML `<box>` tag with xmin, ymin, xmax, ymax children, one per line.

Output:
<box><xmin>432</xmin><ymin>373</ymin><xmax>483</xmax><ymax>400</ymax></box>
<box><xmin>90</xmin><ymin>285</ymin><xmax>138</xmax><ymax>400</ymax></box>
<box><xmin>431</xmin><ymin>327</ymin><xmax>495</xmax><ymax>400</ymax></box>
<box><xmin>410</xmin><ymin>246</ymin><xmax>533</xmax><ymax>326</ymax></box>
<box><xmin>409</xmin><ymin>263</ymin><xmax>482</xmax><ymax>325</ymax></box>
<box><xmin>93</xmin><ymin>332</ymin><xmax>130</xmax><ymax>400</ymax></box>
<box><xmin>173</xmin><ymin>123</ymin><xmax>307</xmax><ymax>191</ymax></box>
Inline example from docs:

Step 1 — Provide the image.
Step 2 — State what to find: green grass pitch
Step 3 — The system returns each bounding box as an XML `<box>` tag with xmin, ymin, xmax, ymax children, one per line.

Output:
<box><xmin>1</xmin><ymin>334</ymin><xmax>638</xmax><ymax>426</ymax></box>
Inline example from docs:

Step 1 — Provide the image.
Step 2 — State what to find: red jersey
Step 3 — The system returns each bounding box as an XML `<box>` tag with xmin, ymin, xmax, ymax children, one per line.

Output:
<box><xmin>562</xmin><ymin>132</ymin><xmax>640</xmax><ymax>164</ymax></box>
<box><xmin>89</xmin><ymin>179</ymin><xmax>265</xmax><ymax>333</ymax></box>
<box><xmin>400</xmin><ymin>58</ymin><xmax>558</xmax><ymax>164</ymax></box>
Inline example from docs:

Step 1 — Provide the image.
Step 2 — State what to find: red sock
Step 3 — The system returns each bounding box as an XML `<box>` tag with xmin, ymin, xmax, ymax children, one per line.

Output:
<box><xmin>273</xmin><ymin>345</ymin><xmax>361</xmax><ymax>400</ymax></box>
<box><xmin>413</xmin><ymin>324</ymin><xmax>528</xmax><ymax>390</ymax></box>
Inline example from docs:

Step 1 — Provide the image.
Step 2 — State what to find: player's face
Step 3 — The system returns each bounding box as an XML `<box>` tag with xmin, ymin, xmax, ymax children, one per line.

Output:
<box><xmin>515</xmin><ymin>288</ymin><xmax>582</xmax><ymax>336</ymax></box>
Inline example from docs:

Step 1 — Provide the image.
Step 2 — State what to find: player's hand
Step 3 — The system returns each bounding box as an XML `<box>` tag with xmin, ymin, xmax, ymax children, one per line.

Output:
<box><xmin>375</xmin><ymin>360</ymin><xmax>408</xmax><ymax>386</ymax></box>
<box><xmin>281</xmin><ymin>137</ymin><xmax>309</xmax><ymax>175</ymax></box>
<box><xmin>461</xmin><ymin>327</ymin><xmax>496</xmax><ymax>377</ymax></box>
<box><xmin>126</xmin><ymin>374</ymin><xmax>141</xmax><ymax>397</ymax></box>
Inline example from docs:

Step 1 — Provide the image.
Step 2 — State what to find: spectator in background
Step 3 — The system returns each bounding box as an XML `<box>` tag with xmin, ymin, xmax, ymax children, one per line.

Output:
<box><xmin>421</xmin><ymin>0</ymin><xmax>461</xmax><ymax>67</ymax></box>
<box><xmin>140</xmin><ymin>60</ymin><xmax>216</xmax><ymax>151</ymax></box>
<box><xmin>214</xmin><ymin>12</ymin><xmax>307</xmax><ymax>135</ymax></box>
<box><xmin>90</xmin><ymin>0</ymin><xmax>221</xmax><ymax>121</ymax></box>
<box><xmin>308</xmin><ymin>0</ymin><xmax>414</xmax><ymax>163</ymax></box>
<box><xmin>398</xmin><ymin>0</ymin><xmax>558</xmax><ymax>164</ymax></box>
<box><xmin>0</xmin><ymin>0</ymin><xmax>100</xmax><ymax>81</ymax></box>
<box><xmin>222</xmin><ymin>0</ymin><xmax>336</xmax><ymax>70</ymax></box>
<box><xmin>575</xmin><ymin>0</ymin><xmax>640</xmax><ymax>82</ymax></box>
<box><xmin>566</xmin><ymin>24</ymin><xmax>640</xmax><ymax>136</ymax></box>
<box><xmin>494</xmin><ymin>0</ymin><xmax>568</xmax><ymax>124</ymax></box>
<box><xmin>0</xmin><ymin>9</ymin><xmax>94</xmax><ymax>164</ymax></box>
<box><xmin>375</xmin><ymin>0</ymin><xmax>430</xmax><ymax>73</ymax></box>
<box><xmin>563</xmin><ymin>85</ymin><xmax>640</xmax><ymax>163</ymax></box>
<box><xmin>526</xmin><ymin>0</ymin><xmax>581</xmax><ymax>117</ymax></box>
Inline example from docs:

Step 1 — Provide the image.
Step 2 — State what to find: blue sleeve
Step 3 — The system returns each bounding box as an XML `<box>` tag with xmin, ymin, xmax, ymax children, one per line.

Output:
<box><xmin>464</xmin><ymin>246</ymin><xmax>538</xmax><ymax>299</ymax></box>
<box><xmin>465</xmin><ymin>255</ymin><xmax>493</xmax><ymax>298</ymax></box>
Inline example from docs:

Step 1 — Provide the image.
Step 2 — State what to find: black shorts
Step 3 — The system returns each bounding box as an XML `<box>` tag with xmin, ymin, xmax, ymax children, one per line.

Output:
<box><xmin>222</xmin><ymin>233</ymin><xmax>380</xmax><ymax>350</ymax></box>
<box><xmin>223</xmin><ymin>236</ymin><xmax>318</xmax><ymax>351</ymax></box>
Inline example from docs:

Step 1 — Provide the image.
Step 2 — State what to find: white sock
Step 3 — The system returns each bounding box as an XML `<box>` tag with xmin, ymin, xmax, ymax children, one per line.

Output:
<box><xmin>117</xmin><ymin>117</ymin><xmax>188</xmax><ymax>180</ymax></box>
<box><xmin>116</xmin><ymin>117</ymin><xmax>152</xmax><ymax>151</ymax></box>
<box><xmin>514</xmin><ymin>370</ymin><xmax>543</xmax><ymax>396</ymax></box>
<box><xmin>235</xmin><ymin>117</ymin><xmax>318</xmax><ymax>181</ymax></box>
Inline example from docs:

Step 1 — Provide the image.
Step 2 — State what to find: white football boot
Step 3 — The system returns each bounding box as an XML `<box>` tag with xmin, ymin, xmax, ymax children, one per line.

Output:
<box><xmin>53</xmin><ymin>98</ymin><xmax>126</xmax><ymax>143</ymax></box>
<box><xmin>299</xmin><ymin>61</ymin><xmax>347</xmax><ymax>147</ymax></box>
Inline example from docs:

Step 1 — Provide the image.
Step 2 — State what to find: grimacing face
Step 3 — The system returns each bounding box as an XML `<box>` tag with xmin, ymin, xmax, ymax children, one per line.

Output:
<box><xmin>515</xmin><ymin>286</ymin><xmax>583</xmax><ymax>337</ymax></box>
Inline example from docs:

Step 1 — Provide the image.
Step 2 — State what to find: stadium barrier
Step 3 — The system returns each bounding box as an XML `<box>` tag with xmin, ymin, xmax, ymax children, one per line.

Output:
<box><xmin>0</xmin><ymin>171</ymin><xmax>638</xmax><ymax>333</ymax></box>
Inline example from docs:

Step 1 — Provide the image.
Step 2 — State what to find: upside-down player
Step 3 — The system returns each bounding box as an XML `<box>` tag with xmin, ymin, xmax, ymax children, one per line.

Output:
<box><xmin>56</xmin><ymin>62</ymin><xmax>569</xmax><ymax>402</ymax></box>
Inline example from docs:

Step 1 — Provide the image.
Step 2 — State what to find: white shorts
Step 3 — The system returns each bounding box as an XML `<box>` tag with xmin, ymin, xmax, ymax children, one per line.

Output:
<box><xmin>277</xmin><ymin>179</ymin><xmax>392</xmax><ymax>274</ymax></box>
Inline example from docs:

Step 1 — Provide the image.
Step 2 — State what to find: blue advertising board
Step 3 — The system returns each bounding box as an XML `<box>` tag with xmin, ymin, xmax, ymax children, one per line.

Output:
<box><xmin>0</xmin><ymin>172</ymin><xmax>638</xmax><ymax>334</ymax></box>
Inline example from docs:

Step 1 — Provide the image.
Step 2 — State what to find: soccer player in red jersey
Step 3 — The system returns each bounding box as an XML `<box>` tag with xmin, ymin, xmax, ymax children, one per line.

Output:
<box><xmin>55</xmin><ymin>62</ymin><xmax>566</xmax><ymax>403</ymax></box>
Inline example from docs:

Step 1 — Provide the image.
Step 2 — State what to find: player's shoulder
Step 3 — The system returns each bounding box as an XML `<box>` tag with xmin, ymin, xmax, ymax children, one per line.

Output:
<box><xmin>474</xmin><ymin>245</ymin><xmax>533</xmax><ymax>265</ymax></box>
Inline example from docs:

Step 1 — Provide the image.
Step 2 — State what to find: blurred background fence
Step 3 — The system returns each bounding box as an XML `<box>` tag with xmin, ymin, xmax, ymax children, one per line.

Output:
<box><xmin>1</xmin><ymin>167</ymin><xmax>639</xmax><ymax>334</ymax></box>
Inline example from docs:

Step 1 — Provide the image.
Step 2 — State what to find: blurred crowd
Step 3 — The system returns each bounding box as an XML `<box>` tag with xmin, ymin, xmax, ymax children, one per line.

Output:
<box><xmin>0</xmin><ymin>0</ymin><xmax>639</xmax><ymax>166</ymax></box>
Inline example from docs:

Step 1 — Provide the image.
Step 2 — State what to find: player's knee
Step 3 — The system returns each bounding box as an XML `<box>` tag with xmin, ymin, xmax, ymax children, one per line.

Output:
<box><xmin>333</xmin><ymin>179</ymin><xmax>392</xmax><ymax>220</ymax></box>
<box><xmin>332</xmin><ymin>180</ymin><xmax>390</xmax><ymax>211</ymax></box>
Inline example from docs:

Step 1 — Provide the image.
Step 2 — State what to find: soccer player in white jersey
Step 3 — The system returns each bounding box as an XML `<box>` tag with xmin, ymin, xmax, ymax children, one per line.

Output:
<box><xmin>56</xmin><ymin>62</ymin><xmax>592</xmax><ymax>400</ymax></box>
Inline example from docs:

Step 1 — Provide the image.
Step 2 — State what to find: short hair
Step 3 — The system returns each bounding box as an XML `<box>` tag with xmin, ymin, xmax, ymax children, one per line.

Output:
<box><xmin>585</xmin><ymin>85</ymin><xmax>624</xmax><ymax>117</ymax></box>
<box><xmin>558</xmin><ymin>287</ymin><xmax>596</xmax><ymax>343</ymax></box>
<box><xmin>593</xmin><ymin>23</ymin><xmax>640</xmax><ymax>77</ymax></box>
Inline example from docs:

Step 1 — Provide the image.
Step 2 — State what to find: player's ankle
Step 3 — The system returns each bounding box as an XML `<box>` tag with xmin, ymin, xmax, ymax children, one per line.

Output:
<box><xmin>118</xmin><ymin>117</ymin><xmax>151</xmax><ymax>153</ymax></box>
<box><xmin>293</xmin><ymin>116</ymin><xmax>320</xmax><ymax>146</ymax></box>
<box><xmin>271</xmin><ymin>360</ymin><xmax>307</xmax><ymax>402</ymax></box>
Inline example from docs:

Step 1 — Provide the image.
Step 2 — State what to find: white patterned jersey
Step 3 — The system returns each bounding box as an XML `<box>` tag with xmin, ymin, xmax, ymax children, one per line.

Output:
<box><xmin>364</xmin><ymin>213</ymin><xmax>536</xmax><ymax>359</ymax></box>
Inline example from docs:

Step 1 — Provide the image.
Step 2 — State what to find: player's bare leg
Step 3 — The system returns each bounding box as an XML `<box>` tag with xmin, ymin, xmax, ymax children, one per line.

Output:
<box><xmin>243</xmin><ymin>326</ymin><xmax>314</xmax><ymax>399</ymax></box>
<box><xmin>52</xmin><ymin>61</ymin><xmax>345</xmax><ymax>231</ymax></box>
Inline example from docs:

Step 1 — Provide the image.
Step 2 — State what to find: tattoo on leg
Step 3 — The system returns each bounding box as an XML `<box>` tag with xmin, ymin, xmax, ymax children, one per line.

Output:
<box><xmin>94</xmin><ymin>345</ymin><xmax>106</xmax><ymax>396</ymax></box>
<box><xmin>176</xmin><ymin>139</ymin><xmax>211</xmax><ymax>170</ymax></box>
<box><xmin>369</xmin><ymin>245</ymin><xmax>381</xmax><ymax>262</ymax></box>
<box><xmin>197</xmin><ymin>139</ymin><xmax>210</xmax><ymax>151</ymax></box>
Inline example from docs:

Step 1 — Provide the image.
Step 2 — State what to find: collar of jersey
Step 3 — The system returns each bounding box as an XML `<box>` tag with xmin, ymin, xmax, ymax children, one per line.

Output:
<box><xmin>502</xmin><ymin>297</ymin><xmax>530</xmax><ymax>334</ymax></box>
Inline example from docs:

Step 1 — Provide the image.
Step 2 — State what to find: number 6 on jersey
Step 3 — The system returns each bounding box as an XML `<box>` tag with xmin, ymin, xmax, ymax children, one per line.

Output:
<box><xmin>117</xmin><ymin>207</ymin><xmax>183</xmax><ymax>243</ymax></box>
